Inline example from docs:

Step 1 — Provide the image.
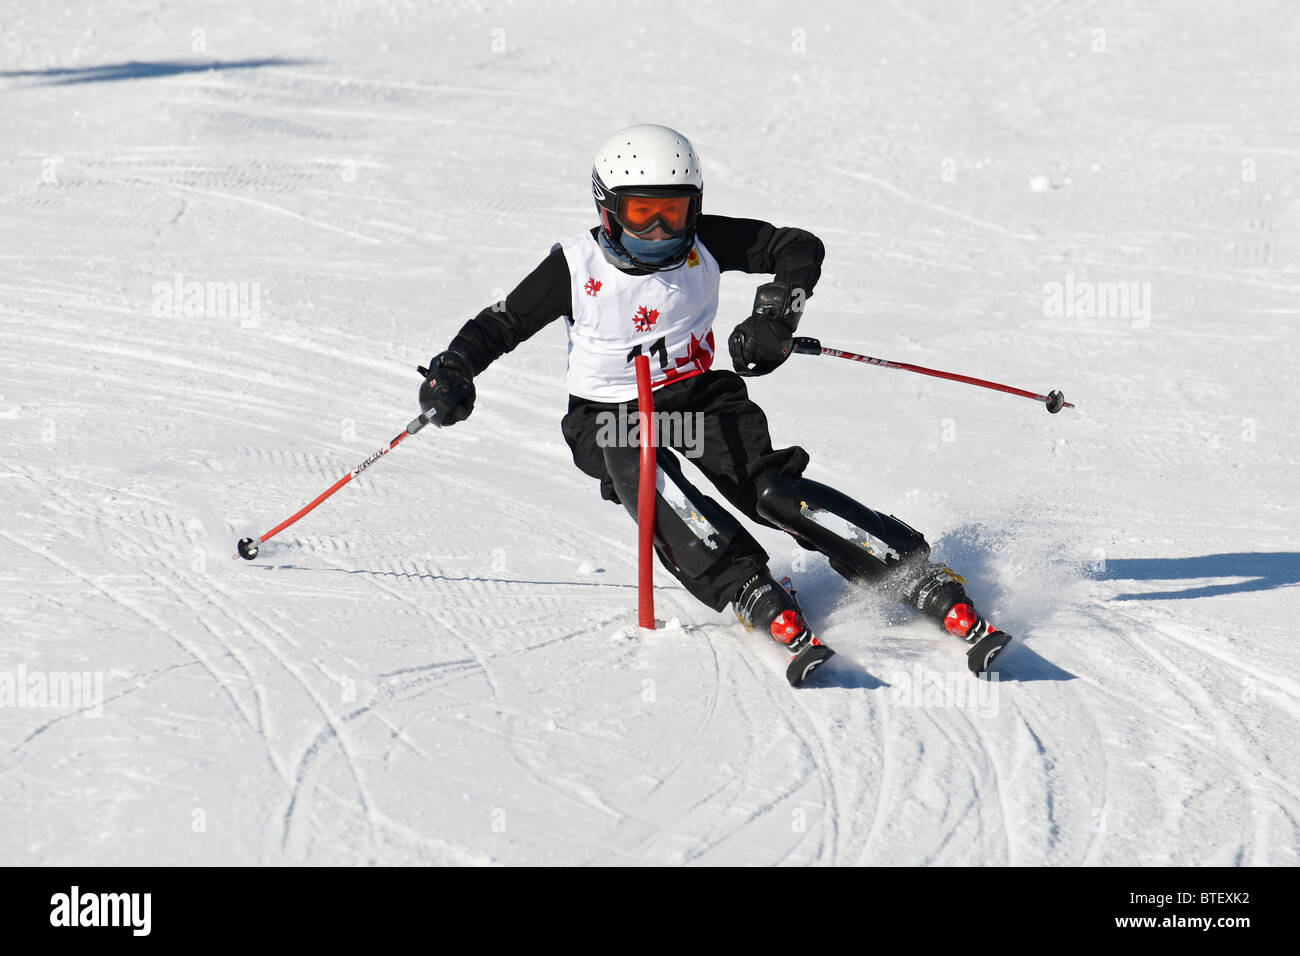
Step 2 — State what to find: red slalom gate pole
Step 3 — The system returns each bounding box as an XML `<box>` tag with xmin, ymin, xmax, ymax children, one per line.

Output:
<box><xmin>634</xmin><ymin>355</ymin><xmax>656</xmax><ymax>630</ymax></box>
<box><xmin>791</xmin><ymin>337</ymin><xmax>1074</xmax><ymax>413</ymax></box>
<box><xmin>234</xmin><ymin>407</ymin><xmax>440</xmax><ymax>560</ymax></box>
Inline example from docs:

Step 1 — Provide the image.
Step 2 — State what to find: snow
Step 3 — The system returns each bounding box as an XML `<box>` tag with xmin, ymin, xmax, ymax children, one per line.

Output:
<box><xmin>2</xmin><ymin>0</ymin><xmax>1298</xmax><ymax>866</ymax></box>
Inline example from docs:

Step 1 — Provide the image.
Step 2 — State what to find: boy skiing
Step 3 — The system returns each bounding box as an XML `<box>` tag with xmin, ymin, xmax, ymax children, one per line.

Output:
<box><xmin>418</xmin><ymin>124</ymin><xmax>1013</xmax><ymax>686</ymax></box>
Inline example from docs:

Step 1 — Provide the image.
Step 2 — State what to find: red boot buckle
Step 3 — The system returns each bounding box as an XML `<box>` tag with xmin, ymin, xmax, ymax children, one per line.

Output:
<box><xmin>944</xmin><ymin>602</ymin><xmax>978</xmax><ymax>639</ymax></box>
<box><xmin>770</xmin><ymin>609</ymin><xmax>806</xmax><ymax>646</ymax></box>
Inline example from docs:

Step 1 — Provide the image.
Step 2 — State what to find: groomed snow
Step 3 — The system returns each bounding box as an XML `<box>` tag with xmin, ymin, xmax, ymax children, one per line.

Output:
<box><xmin>1</xmin><ymin>0</ymin><xmax>1297</xmax><ymax>865</ymax></box>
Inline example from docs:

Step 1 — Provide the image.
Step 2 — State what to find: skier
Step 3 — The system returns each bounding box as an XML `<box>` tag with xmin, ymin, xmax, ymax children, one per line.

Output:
<box><xmin>418</xmin><ymin>124</ymin><xmax>1013</xmax><ymax>685</ymax></box>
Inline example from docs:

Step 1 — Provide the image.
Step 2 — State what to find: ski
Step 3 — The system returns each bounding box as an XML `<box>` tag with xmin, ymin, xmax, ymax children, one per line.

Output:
<box><xmin>787</xmin><ymin>639</ymin><xmax>835</xmax><ymax>686</ymax></box>
<box><xmin>966</xmin><ymin>628</ymin><xmax>1014</xmax><ymax>676</ymax></box>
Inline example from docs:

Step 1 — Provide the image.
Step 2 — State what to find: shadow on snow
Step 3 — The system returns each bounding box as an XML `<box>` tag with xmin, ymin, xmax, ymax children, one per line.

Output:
<box><xmin>1098</xmin><ymin>552</ymin><xmax>1300</xmax><ymax>601</ymax></box>
<box><xmin>1</xmin><ymin>58</ymin><xmax>316</xmax><ymax>87</ymax></box>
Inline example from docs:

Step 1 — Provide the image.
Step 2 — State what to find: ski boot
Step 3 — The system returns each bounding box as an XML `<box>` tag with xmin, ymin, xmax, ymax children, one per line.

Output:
<box><xmin>734</xmin><ymin>571</ymin><xmax>835</xmax><ymax>687</ymax></box>
<box><xmin>905</xmin><ymin>563</ymin><xmax>1014</xmax><ymax>676</ymax></box>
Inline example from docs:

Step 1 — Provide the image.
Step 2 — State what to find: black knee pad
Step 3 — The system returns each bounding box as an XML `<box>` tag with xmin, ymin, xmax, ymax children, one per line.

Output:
<box><xmin>602</xmin><ymin>445</ymin><xmax>768</xmax><ymax>610</ymax></box>
<box><xmin>754</xmin><ymin>474</ymin><xmax>929</xmax><ymax>582</ymax></box>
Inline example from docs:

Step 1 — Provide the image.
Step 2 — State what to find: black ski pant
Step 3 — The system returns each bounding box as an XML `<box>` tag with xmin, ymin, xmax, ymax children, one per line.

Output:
<box><xmin>561</xmin><ymin>369</ymin><xmax>935</xmax><ymax>612</ymax></box>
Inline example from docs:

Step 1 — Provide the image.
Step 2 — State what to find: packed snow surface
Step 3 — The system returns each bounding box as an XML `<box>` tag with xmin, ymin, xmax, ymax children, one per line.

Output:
<box><xmin>2</xmin><ymin>1</ymin><xmax>1297</xmax><ymax>865</ymax></box>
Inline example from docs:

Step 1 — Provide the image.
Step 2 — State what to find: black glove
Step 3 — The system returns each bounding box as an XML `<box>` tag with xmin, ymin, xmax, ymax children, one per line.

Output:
<box><xmin>417</xmin><ymin>350</ymin><xmax>476</xmax><ymax>426</ymax></box>
<box><xmin>728</xmin><ymin>282</ymin><xmax>803</xmax><ymax>377</ymax></box>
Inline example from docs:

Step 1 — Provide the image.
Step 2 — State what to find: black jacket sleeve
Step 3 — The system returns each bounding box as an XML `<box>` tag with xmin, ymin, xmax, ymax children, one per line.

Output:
<box><xmin>447</xmin><ymin>247</ymin><xmax>572</xmax><ymax>376</ymax></box>
<box><xmin>695</xmin><ymin>214</ymin><xmax>826</xmax><ymax>299</ymax></box>
<box><xmin>445</xmin><ymin>217</ymin><xmax>824</xmax><ymax>375</ymax></box>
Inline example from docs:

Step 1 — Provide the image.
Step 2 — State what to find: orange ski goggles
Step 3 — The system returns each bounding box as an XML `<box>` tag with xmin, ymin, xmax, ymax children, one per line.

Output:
<box><xmin>617</xmin><ymin>192</ymin><xmax>699</xmax><ymax>236</ymax></box>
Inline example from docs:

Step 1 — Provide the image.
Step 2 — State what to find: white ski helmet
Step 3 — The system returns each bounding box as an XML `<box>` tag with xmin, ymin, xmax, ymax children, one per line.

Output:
<box><xmin>591</xmin><ymin>124</ymin><xmax>703</xmax><ymax>270</ymax></box>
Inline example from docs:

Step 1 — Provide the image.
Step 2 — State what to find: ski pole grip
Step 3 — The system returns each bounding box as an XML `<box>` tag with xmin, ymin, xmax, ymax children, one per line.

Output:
<box><xmin>406</xmin><ymin>409</ymin><xmax>436</xmax><ymax>435</ymax></box>
<box><xmin>791</xmin><ymin>336</ymin><xmax>822</xmax><ymax>355</ymax></box>
<box><xmin>409</xmin><ymin>364</ymin><xmax>436</xmax><ymax>434</ymax></box>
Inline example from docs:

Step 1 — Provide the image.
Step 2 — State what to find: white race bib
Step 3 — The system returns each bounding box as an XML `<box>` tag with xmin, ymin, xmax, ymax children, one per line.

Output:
<box><xmin>555</xmin><ymin>231</ymin><xmax>720</xmax><ymax>402</ymax></box>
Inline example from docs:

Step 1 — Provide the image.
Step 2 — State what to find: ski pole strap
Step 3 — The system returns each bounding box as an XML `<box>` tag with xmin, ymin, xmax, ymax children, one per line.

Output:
<box><xmin>790</xmin><ymin>337</ymin><xmax>1074</xmax><ymax>413</ymax></box>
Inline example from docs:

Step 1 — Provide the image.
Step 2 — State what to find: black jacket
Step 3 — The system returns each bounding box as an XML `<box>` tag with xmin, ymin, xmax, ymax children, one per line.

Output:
<box><xmin>447</xmin><ymin>215</ymin><xmax>825</xmax><ymax>376</ymax></box>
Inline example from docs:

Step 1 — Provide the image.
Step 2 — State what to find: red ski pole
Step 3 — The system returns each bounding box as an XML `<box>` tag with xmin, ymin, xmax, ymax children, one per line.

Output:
<box><xmin>234</xmin><ymin>407</ymin><xmax>440</xmax><ymax>560</ymax></box>
<box><xmin>791</xmin><ymin>337</ymin><xmax>1074</xmax><ymax>413</ymax></box>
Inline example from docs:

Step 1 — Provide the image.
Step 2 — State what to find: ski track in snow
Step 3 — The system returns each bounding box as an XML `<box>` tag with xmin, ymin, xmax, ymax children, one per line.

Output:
<box><xmin>2</xmin><ymin>0</ymin><xmax>1298</xmax><ymax>865</ymax></box>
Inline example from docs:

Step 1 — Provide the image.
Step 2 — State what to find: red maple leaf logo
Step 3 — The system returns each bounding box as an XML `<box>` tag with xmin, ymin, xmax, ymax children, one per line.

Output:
<box><xmin>674</xmin><ymin>330</ymin><xmax>715</xmax><ymax>368</ymax></box>
<box><xmin>660</xmin><ymin>330</ymin><xmax>716</xmax><ymax>384</ymax></box>
<box><xmin>633</xmin><ymin>306</ymin><xmax>659</xmax><ymax>332</ymax></box>
<box><xmin>584</xmin><ymin>277</ymin><xmax>602</xmax><ymax>297</ymax></box>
